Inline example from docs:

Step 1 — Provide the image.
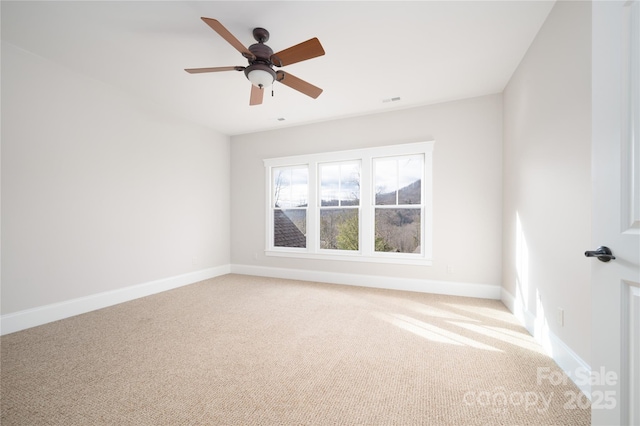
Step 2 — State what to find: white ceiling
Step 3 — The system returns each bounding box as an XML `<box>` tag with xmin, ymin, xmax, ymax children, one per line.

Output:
<box><xmin>1</xmin><ymin>1</ymin><xmax>555</xmax><ymax>136</ymax></box>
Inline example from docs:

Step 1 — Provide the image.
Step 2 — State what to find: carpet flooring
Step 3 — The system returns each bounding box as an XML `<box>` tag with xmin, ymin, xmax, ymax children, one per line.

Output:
<box><xmin>1</xmin><ymin>274</ymin><xmax>590</xmax><ymax>425</ymax></box>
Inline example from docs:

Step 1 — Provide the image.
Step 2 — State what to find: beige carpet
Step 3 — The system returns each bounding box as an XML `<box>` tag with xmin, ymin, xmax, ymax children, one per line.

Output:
<box><xmin>1</xmin><ymin>274</ymin><xmax>590</xmax><ymax>425</ymax></box>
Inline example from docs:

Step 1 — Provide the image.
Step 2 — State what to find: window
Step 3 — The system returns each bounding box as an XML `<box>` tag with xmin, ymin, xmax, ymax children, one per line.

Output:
<box><xmin>374</xmin><ymin>155</ymin><xmax>423</xmax><ymax>254</ymax></box>
<box><xmin>264</xmin><ymin>141</ymin><xmax>433</xmax><ymax>265</ymax></box>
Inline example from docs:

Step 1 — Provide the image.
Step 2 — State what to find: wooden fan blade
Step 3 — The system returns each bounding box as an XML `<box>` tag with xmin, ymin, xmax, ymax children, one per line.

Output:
<box><xmin>276</xmin><ymin>71</ymin><xmax>323</xmax><ymax>99</ymax></box>
<box><xmin>250</xmin><ymin>84</ymin><xmax>264</xmax><ymax>106</ymax></box>
<box><xmin>184</xmin><ymin>66</ymin><xmax>244</xmax><ymax>74</ymax></box>
<box><xmin>201</xmin><ymin>17</ymin><xmax>255</xmax><ymax>61</ymax></box>
<box><xmin>270</xmin><ymin>38</ymin><xmax>325</xmax><ymax>67</ymax></box>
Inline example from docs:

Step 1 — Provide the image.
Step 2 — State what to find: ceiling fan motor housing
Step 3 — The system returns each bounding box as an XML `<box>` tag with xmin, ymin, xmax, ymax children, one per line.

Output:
<box><xmin>244</xmin><ymin>31</ymin><xmax>277</xmax><ymax>87</ymax></box>
<box><xmin>248</xmin><ymin>42</ymin><xmax>273</xmax><ymax>64</ymax></box>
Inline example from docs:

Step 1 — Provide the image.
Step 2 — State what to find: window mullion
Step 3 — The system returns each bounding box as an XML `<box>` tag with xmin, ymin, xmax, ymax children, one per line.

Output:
<box><xmin>308</xmin><ymin>161</ymin><xmax>318</xmax><ymax>253</ymax></box>
<box><xmin>360</xmin><ymin>154</ymin><xmax>373</xmax><ymax>256</ymax></box>
<box><xmin>337</xmin><ymin>164</ymin><xmax>342</xmax><ymax>207</ymax></box>
<box><xmin>395</xmin><ymin>160</ymin><xmax>399</xmax><ymax>205</ymax></box>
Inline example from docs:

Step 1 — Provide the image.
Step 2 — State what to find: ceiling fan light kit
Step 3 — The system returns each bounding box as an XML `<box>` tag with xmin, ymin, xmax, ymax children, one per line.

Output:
<box><xmin>185</xmin><ymin>18</ymin><xmax>325</xmax><ymax>106</ymax></box>
<box><xmin>245</xmin><ymin>64</ymin><xmax>275</xmax><ymax>88</ymax></box>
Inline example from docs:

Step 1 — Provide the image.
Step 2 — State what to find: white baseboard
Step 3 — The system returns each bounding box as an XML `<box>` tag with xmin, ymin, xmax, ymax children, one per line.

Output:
<box><xmin>501</xmin><ymin>288</ymin><xmax>592</xmax><ymax>399</ymax></box>
<box><xmin>231</xmin><ymin>264</ymin><xmax>501</xmax><ymax>299</ymax></box>
<box><xmin>0</xmin><ymin>265</ymin><xmax>230</xmax><ymax>336</ymax></box>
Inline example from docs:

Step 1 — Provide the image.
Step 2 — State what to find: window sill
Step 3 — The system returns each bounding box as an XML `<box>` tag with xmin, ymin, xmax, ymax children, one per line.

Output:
<box><xmin>265</xmin><ymin>250</ymin><xmax>433</xmax><ymax>266</ymax></box>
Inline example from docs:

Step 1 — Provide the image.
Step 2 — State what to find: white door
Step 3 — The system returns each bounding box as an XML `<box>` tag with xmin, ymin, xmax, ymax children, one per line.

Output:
<box><xmin>591</xmin><ymin>1</ymin><xmax>640</xmax><ymax>425</ymax></box>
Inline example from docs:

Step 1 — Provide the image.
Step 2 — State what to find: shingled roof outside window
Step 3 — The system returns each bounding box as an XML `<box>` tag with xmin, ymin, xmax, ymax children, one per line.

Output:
<box><xmin>274</xmin><ymin>210</ymin><xmax>306</xmax><ymax>248</ymax></box>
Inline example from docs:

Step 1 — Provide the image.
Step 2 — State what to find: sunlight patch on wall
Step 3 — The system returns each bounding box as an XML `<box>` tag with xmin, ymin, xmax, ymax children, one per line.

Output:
<box><xmin>535</xmin><ymin>289</ymin><xmax>553</xmax><ymax>356</ymax></box>
<box><xmin>515</xmin><ymin>212</ymin><xmax>531</xmax><ymax>317</ymax></box>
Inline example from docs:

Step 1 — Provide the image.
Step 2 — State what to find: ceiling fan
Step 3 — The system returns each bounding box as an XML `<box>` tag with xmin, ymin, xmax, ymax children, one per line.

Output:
<box><xmin>185</xmin><ymin>18</ymin><xmax>325</xmax><ymax>106</ymax></box>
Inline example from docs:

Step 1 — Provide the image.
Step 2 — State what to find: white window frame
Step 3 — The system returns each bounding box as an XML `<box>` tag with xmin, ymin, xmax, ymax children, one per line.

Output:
<box><xmin>264</xmin><ymin>141</ymin><xmax>434</xmax><ymax>265</ymax></box>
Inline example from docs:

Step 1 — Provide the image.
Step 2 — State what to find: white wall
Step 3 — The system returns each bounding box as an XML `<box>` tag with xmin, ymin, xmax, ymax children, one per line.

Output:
<box><xmin>502</xmin><ymin>1</ymin><xmax>591</xmax><ymax>367</ymax></box>
<box><xmin>231</xmin><ymin>94</ymin><xmax>503</xmax><ymax>294</ymax></box>
<box><xmin>1</xmin><ymin>42</ymin><xmax>230</xmax><ymax>318</ymax></box>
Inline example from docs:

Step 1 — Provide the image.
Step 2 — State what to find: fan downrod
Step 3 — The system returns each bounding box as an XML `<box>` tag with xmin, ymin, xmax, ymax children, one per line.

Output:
<box><xmin>252</xmin><ymin>27</ymin><xmax>269</xmax><ymax>43</ymax></box>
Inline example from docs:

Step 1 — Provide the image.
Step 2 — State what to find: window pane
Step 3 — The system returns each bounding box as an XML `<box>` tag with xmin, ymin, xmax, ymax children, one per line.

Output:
<box><xmin>320</xmin><ymin>164</ymin><xmax>340</xmax><ymax>206</ymax></box>
<box><xmin>398</xmin><ymin>155</ymin><xmax>422</xmax><ymax>205</ymax></box>
<box><xmin>374</xmin><ymin>159</ymin><xmax>398</xmax><ymax>205</ymax></box>
<box><xmin>375</xmin><ymin>155</ymin><xmax>423</xmax><ymax>205</ymax></box>
<box><xmin>320</xmin><ymin>162</ymin><xmax>360</xmax><ymax>207</ymax></box>
<box><xmin>375</xmin><ymin>208</ymin><xmax>421</xmax><ymax>253</ymax></box>
<box><xmin>273</xmin><ymin>166</ymin><xmax>308</xmax><ymax>208</ymax></box>
<box><xmin>320</xmin><ymin>209</ymin><xmax>359</xmax><ymax>250</ymax></box>
<box><xmin>340</xmin><ymin>163</ymin><xmax>360</xmax><ymax>206</ymax></box>
<box><xmin>274</xmin><ymin>209</ymin><xmax>306</xmax><ymax>248</ymax></box>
